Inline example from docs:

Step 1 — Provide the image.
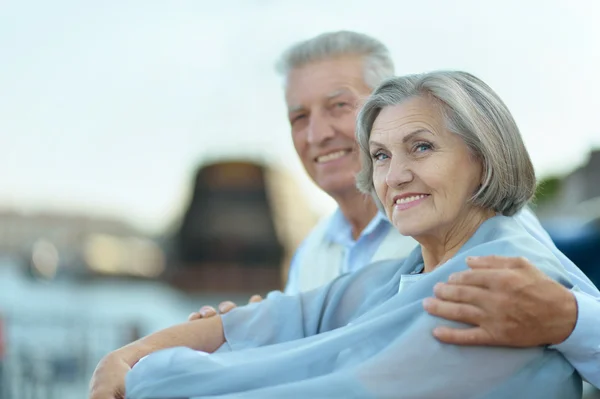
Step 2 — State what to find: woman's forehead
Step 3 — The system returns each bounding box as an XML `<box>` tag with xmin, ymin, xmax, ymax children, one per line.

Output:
<box><xmin>370</xmin><ymin>99</ymin><xmax>444</xmax><ymax>140</ymax></box>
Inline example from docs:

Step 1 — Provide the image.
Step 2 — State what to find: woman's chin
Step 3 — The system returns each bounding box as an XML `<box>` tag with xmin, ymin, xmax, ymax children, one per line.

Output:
<box><xmin>393</xmin><ymin>224</ymin><xmax>420</xmax><ymax>238</ymax></box>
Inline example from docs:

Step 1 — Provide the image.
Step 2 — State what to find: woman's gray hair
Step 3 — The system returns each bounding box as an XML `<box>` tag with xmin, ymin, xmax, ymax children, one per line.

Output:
<box><xmin>356</xmin><ymin>71</ymin><xmax>536</xmax><ymax>216</ymax></box>
<box><xmin>276</xmin><ymin>31</ymin><xmax>395</xmax><ymax>89</ymax></box>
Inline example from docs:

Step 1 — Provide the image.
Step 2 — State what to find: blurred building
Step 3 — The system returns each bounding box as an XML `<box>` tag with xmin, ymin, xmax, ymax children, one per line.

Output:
<box><xmin>164</xmin><ymin>160</ymin><xmax>318</xmax><ymax>294</ymax></box>
<box><xmin>0</xmin><ymin>210</ymin><xmax>164</xmax><ymax>280</ymax></box>
<box><xmin>555</xmin><ymin>149</ymin><xmax>600</xmax><ymax>212</ymax></box>
<box><xmin>534</xmin><ymin>148</ymin><xmax>600</xmax><ymax>287</ymax></box>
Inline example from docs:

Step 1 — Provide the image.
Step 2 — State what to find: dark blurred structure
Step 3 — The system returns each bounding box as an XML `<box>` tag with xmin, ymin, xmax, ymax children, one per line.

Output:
<box><xmin>545</xmin><ymin>218</ymin><xmax>600</xmax><ymax>288</ymax></box>
<box><xmin>178</xmin><ymin>161</ymin><xmax>284</xmax><ymax>267</ymax></box>
<box><xmin>536</xmin><ymin>149</ymin><xmax>600</xmax><ymax>213</ymax></box>
<box><xmin>556</xmin><ymin>149</ymin><xmax>600</xmax><ymax>207</ymax></box>
<box><xmin>535</xmin><ymin>148</ymin><xmax>600</xmax><ymax>288</ymax></box>
<box><xmin>165</xmin><ymin>160</ymin><xmax>316</xmax><ymax>293</ymax></box>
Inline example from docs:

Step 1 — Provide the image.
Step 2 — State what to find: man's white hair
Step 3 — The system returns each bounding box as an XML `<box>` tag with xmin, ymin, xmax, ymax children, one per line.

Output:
<box><xmin>276</xmin><ymin>31</ymin><xmax>395</xmax><ymax>89</ymax></box>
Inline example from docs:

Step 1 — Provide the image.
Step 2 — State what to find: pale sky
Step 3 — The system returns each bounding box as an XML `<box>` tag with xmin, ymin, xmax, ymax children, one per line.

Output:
<box><xmin>1</xmin><ymin>0</ymin><xmax>599</xmax><ymax>234</ymax></box>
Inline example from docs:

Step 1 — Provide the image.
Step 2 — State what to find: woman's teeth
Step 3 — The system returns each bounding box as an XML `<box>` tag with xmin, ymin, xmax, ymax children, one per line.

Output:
<box><xmin>395</xmin><ymin>194</ymin><xmax>428</xmax><ymax>204</ymax></box>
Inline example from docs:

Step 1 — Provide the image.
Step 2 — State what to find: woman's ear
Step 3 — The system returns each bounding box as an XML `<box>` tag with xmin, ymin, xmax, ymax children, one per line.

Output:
<box><xmin>478</xmin><ymin>159</ymin><xmax>487</xmax><ymax>186</ymax></box>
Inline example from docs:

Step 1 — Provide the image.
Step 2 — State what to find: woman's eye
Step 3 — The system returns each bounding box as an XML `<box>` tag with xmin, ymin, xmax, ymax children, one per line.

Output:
<box><xmin>414</xmin><ymin>142</ymin><xmax>432</xmax><ymax>152</ymax></box>
<box><xmin>373</xmin><ymin>152</ymin><xmax>389</xmax><ymax>161</ymax></box>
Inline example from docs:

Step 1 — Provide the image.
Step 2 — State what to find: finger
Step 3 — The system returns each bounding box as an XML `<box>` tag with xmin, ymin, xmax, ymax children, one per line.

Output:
<box><xmin>447</xmin><ymin>269</ymin><xmax>507</xmax><ymax>288</ymax></box>
<box><xmin>432</xmin><ymin>326</ymin><xmax>492</xmax><ymax>346</ymax></box>
<box><xmin>248</xmin><ymin>295</ymin><xmax>263</xmax><ymax>303</ymax></box>
<box><xmin>188</xmin><ymin>312</ymin><xmax>202</xmax><ymax>321</ymax></box>
<box><xmin>433</xmin><ymin>283</ymin><xmax>488</xmax><ymax>305</ymax></box>
<box><xmin>423</xmin><ymin>297</ymin><xmax>484</xmax><ymax>325</ymax></box>
<box><xmin>199</xmin><ymin>306</ymin><xmax>217</xmax><ymax>318</ymax></box>
<box><xmin>466</xmin><ymin>255</ymin><xmax>527</xmax><ymax>270</ymax></box>
<box><xmin>218</xmin><ymin>301</ymin><xmax>237</xmax><ymax>314</ymax></box>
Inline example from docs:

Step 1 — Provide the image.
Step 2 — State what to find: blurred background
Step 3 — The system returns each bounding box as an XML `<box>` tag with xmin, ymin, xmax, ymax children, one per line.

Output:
<box><xmin>1</xmin><ymin>0</ymin><xmax>599</xmax><ymax>397</ymax></box>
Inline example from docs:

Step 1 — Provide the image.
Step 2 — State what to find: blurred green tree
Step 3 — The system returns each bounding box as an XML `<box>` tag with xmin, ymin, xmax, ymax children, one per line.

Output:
<box><xmin>534</xmin><ymin>176</ymin><xmax>562</xmax><ymax>205</ymax></box>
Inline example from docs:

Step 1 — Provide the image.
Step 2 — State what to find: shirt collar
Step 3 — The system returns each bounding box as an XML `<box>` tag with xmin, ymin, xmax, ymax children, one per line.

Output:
<box><xmin>325</xmin><ymin>208</ymin><xmax>391</xmax><ymax>246</ymax></box>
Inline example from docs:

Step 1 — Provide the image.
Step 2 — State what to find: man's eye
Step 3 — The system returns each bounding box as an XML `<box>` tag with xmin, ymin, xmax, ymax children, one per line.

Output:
<box><xmin>291</xmin><ymin>115</ymin><xmax>306</xmax><ymax>124</ymax></box>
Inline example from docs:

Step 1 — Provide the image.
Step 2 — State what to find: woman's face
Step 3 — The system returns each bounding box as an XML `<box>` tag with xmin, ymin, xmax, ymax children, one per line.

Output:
<box><xmin>369</xmin><ymin>96</ymin><xmax>484</xmax><ymax>241</ymax></box>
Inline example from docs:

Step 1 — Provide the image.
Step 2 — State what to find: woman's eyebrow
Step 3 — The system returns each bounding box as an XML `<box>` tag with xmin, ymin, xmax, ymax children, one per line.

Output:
<box><xmin>369</xmin><ymin>129</ymin><xmax>433</xmax><ymax>148</ymax></box>
<box><xmin>402</xmin><ymin>129</ymin><xmax>433</xmax><ymax>143</ymax></box>
<box><xmin>368</xmin><ymin>140</ymin><xmax>386</xmax><ymax>149</ymax></box>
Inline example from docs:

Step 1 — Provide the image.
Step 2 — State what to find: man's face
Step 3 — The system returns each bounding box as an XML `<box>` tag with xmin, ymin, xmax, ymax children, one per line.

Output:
<box><xmin>285</xmin><ymin>56</ymin><xmax>372</xmax><ymax>197</ymax></box>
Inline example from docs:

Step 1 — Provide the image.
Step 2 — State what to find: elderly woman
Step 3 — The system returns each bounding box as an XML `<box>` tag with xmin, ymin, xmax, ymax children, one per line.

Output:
<box><xmin>91</xmin><ymin>71</ymin><xmax>581</xmax><ymax>399</ymax></box>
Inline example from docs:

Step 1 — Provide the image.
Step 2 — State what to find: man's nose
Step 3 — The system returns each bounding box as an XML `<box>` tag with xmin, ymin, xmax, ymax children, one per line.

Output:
<box><xmin>307</xmin><ymin>114</ymin><xmax>335</xmax><ymax>145</ymax></box>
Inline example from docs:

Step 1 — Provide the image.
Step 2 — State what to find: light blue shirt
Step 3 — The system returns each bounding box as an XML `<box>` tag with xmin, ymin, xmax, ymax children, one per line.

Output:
<box><xmin>127</xmin><ymin>216</ymin><xmax>582</xmax><ymax>398</ymax></box>
<box><xmin>285</xmin><ymin>206</ymin><xmax>600</xmax><ymax>387</ymax></box>
<box><xmin>285</xmin><ymin>210</ymin><xmax>391</xmax><ymax>295</ymax></box>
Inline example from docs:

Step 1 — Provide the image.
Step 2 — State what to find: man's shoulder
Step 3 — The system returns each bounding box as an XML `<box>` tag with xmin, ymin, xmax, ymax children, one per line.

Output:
<box><xmin>303</xmin><ymin>209</ymin><xmax>343</xmax><ymax>241</ymax></box>
<box><xmin>290</xmin><ymin>209</ymin><xmax>341</xmax><ymax>262</ymax></box>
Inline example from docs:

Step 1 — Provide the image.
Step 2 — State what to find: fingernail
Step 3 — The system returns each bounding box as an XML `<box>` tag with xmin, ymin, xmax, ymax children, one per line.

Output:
<box><xmin>200</xmin><ymin>306</ymin><xmax>213</xmax><ymax>317</ymax></box>
<box><xmin>467</xmin><ymin>256</ymin><xmax>479</xmax><ymax>261</ymax></box>
<box><xmin>423</xmin><ymin>298</ymin><xmax>434</xmax><ymax>308</ymax></box>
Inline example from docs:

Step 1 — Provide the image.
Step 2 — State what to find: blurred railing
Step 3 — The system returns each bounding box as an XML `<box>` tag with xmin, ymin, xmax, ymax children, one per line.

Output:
<box><xmin>0</xmin><ymin>312</ymin><xmax>140</xmax><ymax>399</ymax></box>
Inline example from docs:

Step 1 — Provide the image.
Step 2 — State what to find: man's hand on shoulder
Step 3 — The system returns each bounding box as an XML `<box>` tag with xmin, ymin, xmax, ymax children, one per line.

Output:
<box><xmin>188</xmin><ymin>295</ymin><xmax>264</xmax><ymax>321</ymax></box>
<box><xmin>423</xmin><ymin>255</ymin><xmax>578</xmax><ymax>347</ymax></box>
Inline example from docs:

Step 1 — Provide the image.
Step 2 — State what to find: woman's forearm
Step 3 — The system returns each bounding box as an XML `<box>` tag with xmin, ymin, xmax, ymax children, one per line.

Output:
<box><xmin>115</xmin><ymin>316</ymin><xmax>225</xmax><ymax>367</ymax></box>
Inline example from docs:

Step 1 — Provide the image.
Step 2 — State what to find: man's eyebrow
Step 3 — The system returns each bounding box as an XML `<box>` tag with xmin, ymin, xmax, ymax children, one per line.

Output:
<box><xmin>288</xmin><ymin>105</ymin><xmax>305</xmax><ymax>114</ymax></box>
<box><xmin>288</xmin><ymin>89</ymin><xmax>353</xmax><ymax>114</ymax></box>
<box><xmin>325</xmin><ymin>89</ymin><xmax>351</xmax><ymax>100</ymax></box>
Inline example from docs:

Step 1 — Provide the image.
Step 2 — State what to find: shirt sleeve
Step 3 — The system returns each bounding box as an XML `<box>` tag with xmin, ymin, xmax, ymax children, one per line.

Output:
<box><xmin>220</xmin><ymin>259</ymin><xmax>403</xmax><ymax>351</ymax></box>
<box><xmin>220</xmin><ymin>279</ymin><xmax>341</xmax><ymax>351</ymax></box>
<box><xmin>552</xmin><ymin>290</ymin><xmax>600</xmax><ymax>388</ymax></box>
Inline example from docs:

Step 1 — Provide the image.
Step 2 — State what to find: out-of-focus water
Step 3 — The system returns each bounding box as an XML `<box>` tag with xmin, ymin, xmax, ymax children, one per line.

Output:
<box><xmin>0</xmin><ymin>257</ymin><xmax>255</xmax><ymax>399</ymax></box>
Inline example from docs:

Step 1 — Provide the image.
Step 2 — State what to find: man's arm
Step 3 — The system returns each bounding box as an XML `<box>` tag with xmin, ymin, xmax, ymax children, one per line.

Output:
<box><xmin>89</xmin><ymin>316</ymin><xmax>224</xmax><ymax>399</ymax></box>
<box><xmin>425</xmin><ymin>255</ymin><xmax>600</xmax><ymax>388</ymax></box>
<box><xmin>552</xmin><ymin>291</ymin><xmax>600</xmax><ymax>387</ymax></box>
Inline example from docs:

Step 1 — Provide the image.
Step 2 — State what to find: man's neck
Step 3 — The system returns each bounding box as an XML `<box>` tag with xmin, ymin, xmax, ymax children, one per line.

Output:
<box><xmin>333</xmin><ymin>192</ymin><xmax>379</xmax><ymax>240</ymax></box>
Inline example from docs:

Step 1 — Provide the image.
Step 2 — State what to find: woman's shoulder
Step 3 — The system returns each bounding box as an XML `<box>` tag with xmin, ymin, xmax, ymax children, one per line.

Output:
<box><xmin>458</xmin><ymin>215</ymin><xmax>570</xmax><ymax>283</ymax></box>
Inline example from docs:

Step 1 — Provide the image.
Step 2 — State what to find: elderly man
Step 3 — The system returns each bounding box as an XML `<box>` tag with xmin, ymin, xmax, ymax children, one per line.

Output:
<box><xmin>90</xmin><ymin>32</ymin><xmax>599</xmax><ymax>398</ymax></box>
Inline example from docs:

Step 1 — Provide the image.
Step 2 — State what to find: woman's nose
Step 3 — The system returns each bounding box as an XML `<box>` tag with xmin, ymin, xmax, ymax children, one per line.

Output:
<box><xmin>385</xmin><ymin>158</ymin><xmax>413</xmax><ymax>188</ymax></box>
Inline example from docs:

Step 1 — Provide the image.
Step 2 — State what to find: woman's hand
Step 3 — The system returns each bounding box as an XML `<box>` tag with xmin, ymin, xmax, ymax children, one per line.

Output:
<box><xmin>89</xmin><ymin>316</ymin><xmax>226</xmax><ymax>398</ymax></box>
<box><xmin>89</xmin><ymin>351</ymin><xmax>131</xmax><ymax>399</ymax></box>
